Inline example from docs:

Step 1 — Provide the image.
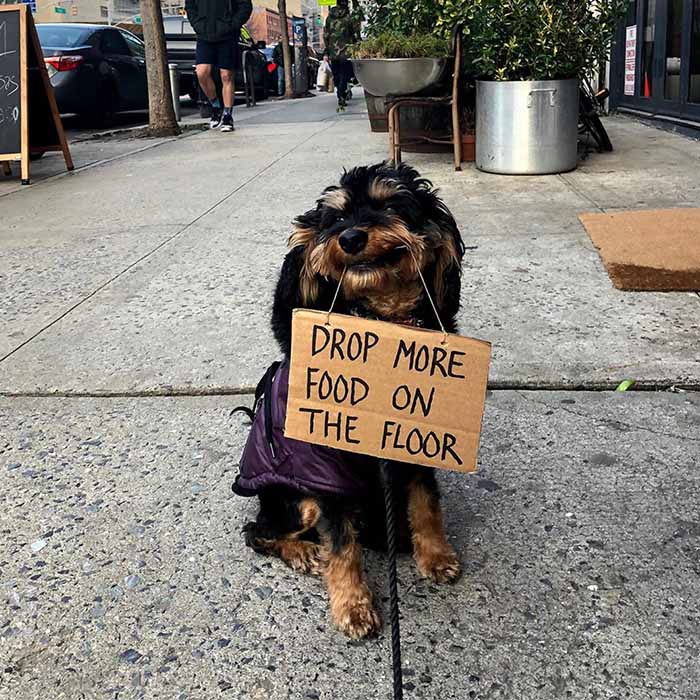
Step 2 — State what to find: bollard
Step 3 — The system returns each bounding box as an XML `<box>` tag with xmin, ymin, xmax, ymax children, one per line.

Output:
<box><xmin>168</xmin><ymin>63</ymin><xmax>181</xmax><ymax>122</ymax></box>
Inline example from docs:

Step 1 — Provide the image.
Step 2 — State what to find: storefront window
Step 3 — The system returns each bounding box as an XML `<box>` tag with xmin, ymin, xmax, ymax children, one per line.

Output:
<box><xmin>691</xmin><ymin>0</ymin><xmax>700</xmax><ymax>103</ymax></box>
<box><xmin>664</xmin><ymin>0</ymin><xmax>683</xmax><ymax>100</ymax></box>
<box><xmin>641</xmin><ymin>0</ymin><xmax>655</xmax><ymax>97</ymax></box>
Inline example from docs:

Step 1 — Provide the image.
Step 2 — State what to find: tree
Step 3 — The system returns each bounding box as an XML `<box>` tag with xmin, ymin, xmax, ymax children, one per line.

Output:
<box><xmin>278</xmin><ymin>0</ymin><xmax>294</xmax><ymax>98</ymax></box>
<box><xmin>140</xmin><ymin>0</ymin><xmax>180</xmax><ymax>136</ymax></box>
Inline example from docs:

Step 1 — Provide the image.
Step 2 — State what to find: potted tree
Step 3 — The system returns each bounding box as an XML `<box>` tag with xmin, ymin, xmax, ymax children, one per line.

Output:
<box><xmin>442</xmin><ymin>0</ymin><xmax>626</xmax><ymax>174</ymax></box>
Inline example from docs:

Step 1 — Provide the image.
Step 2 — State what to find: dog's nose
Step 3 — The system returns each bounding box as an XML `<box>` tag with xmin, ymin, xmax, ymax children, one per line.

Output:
<box><xmin>338</xmin><ymin>229</ymin><xmax>368</xmax><ymax>255</ymax></box>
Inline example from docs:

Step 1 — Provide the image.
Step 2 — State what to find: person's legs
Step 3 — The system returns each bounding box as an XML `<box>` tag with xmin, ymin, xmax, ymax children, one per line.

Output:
<box><xmin>216</xmin><ymin>40</ymin><xmax>236</xmax><ymax>132</ymax></box>
<box><xmin>342</xmin><ymin>59</ymin><xmax>353</xmax><ymax>100</ymax></box>
<box><xmin>337</xmin><ymin>62</ymin><xmax>349</xmax><ymax>107</ymax></box>
<box><xmin>220</xmin><ymin>68</ymin><xmax>235</xmax><ymax>109</ymax></box>
<box><xmin>195</xmin><ymin>63</ymin><xmax>217</xmax><ymax>103</ymax></box>
<box><xmin>195</xmin><ymin>40</ymin><xmax>224</xmax><ymax>127</ymax></box>
<box><xmin>219</xmin><ymin>68</ymin><xmax>235</xmax><ymax>131</ymax></box>
<box><xmin>330</xmin><ymin>59</ymin><xmax>343</xmax><ymax>105</ymax></box>
<box><xmin>196</xmin><ymin>62</ymin><xmax>223</xmax><ymax>127</ymax></box>
<box><xmin>278</xmin><ymin>68</ymin><xmax>285</xmax><ymax>96</ymax></box>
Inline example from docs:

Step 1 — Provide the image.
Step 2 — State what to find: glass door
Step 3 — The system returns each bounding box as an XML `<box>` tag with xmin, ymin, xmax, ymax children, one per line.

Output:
<box><xmin>613</xmin><ymin>0</ymin><xmax>700</xmax><ymax>122</ymax></box>
<box><xmin>640</xmin><ymin>0</ymin><xmax>656</xmax><ymax>101</ymax></box>
<box><xmin>686</xmin><ymin>0</ymin><xmax>700</xmax><ymax>117</ymax></box>
<box><xmin>657</xmin><ymin>0</ymin><xmax>683</xmax><ymax>115</ymax></box>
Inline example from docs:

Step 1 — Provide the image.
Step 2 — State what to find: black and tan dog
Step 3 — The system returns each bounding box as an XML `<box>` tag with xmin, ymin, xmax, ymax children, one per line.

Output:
<box><xmin>242</xmin><ymin>162</ymin><xmax>465</xmax><ymax>639</ymax></box>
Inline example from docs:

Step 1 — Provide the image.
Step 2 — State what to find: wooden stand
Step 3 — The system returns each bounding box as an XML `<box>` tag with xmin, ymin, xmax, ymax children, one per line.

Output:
<box><xmin>0</xmin><ymin>4</ymin><xmax>73</xmax><ymax>185</ymax></box>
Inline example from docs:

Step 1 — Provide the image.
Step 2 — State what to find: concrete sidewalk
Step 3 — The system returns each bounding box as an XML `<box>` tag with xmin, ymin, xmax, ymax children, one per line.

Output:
<box><xmin>1</xmin><ymin>96</ymin><xmax>699</xmax><ymax>393</ymax></box>
<box><xmin>1</xmin><ymin>93</ymin><xmax>699</xmax><ymax>699</ymax></box>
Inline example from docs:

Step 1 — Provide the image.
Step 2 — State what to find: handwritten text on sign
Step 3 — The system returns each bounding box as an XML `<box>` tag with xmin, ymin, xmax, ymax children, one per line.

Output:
<box><xmin>284</xmin><ymin>310</ymin><xmax>491</xmax><ymax>472</ymax></box>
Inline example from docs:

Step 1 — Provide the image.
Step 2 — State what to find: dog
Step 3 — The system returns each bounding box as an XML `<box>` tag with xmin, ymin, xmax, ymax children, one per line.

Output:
<box><xmin>238</xmin><ymin>162</ymin><xmax>465</xmax><ymax>640</ymax></box>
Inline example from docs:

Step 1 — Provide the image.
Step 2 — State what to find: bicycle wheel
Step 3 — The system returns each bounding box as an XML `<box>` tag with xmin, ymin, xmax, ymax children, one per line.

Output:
<box><xmin>579</xmin><ymin>88</ymin><xmax>613</xmax><ymax>153</ymax></box>
<box><xmin>586</xmin><ymin>112</ymin><xmax>613</xmax><ymax>152</ymax></box>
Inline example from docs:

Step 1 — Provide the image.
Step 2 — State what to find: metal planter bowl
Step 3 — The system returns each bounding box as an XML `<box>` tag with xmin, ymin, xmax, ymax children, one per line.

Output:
<box><xmin>476</xmin><ymin>78</ymin><xmax>579</xmax><ymax>175</ymax></box>
<box><xmin>351</xmin><ymin>58</ymin><xmax>447</xmax><ymax>97</ymax></box>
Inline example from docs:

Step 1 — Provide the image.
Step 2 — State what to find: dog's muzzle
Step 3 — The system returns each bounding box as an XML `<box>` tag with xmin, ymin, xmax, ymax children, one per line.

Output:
<box><xmin>338</xmin><ymin>229</ymin><xmax>368</xmax><ymax>255</ymax></box>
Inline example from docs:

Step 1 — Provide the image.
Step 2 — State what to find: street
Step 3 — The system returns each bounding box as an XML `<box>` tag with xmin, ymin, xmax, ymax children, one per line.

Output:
<box><xmin>1</xmin><ymin>91</ymin><xmax>699</xmax><ymax>700</ymax></box>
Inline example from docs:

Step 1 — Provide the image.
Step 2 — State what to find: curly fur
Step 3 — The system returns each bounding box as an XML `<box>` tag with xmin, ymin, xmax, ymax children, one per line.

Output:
<box><xmin>272</xmin><ymin>161</ymin><xmax>465</xmax><ymax>355</ymax></box>
<box><xmin>245</xmin><ymin>162</ymin><xmax>466</xmax><ymax>639</ymax></box>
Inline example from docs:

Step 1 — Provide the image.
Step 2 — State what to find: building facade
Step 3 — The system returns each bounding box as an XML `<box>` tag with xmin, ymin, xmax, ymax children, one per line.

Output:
<box><xmin>28</xmin><ymin>0</ymin><xmax>326</xmax><ymax>48</ymax></box>
<box><xmin>251</xmin><ymin>0</ymin><xmax>327</xmax><ymax>49</ymax></box>
<box><xmin>611</xmin><ymin>0</ymin><xmax>700</xmax><ymax>126</ymax></box>
<box><xmin>32</xmin><ymin>0</ymin><xmax>139</xmax><ymax>24</ymax></box>
<box><xmin>247</xmin><ymin>5</ymin><xmax>293</xmax><ymax>45</ymax></box>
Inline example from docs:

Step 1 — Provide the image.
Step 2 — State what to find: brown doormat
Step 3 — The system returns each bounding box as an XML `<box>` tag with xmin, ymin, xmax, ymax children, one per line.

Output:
<box><xmin>579</xmin><ymin>209</ymin><xmax>700</xmax><ymax>291</ymax></box>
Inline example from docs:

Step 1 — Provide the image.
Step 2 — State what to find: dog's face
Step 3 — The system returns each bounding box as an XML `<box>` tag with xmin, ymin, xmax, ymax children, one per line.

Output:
<box><xmin>290</xmin><ymin>163</ymin><xmax>464</xmax><ymax>307</ymax></box>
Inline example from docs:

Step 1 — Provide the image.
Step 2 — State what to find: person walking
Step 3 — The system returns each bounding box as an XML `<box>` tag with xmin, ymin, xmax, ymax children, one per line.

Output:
<box><xmin>323</xmin><ymin>0</ymin><xmax>360</xmax><ymax>112</ymax></box>
<box><xmin>316</xmin><ymin>52</ymin><xmax>333</xmax><ymax>92</ymax></box>
<box><xmin>185</xmin><ymin>0</ymin><xmax>252</xmax><ymax>132</ymax></box>
<box><xmin>272</xmin><ymin>41</ymin><xmax>293</xmax><ymax>97</ymax></box>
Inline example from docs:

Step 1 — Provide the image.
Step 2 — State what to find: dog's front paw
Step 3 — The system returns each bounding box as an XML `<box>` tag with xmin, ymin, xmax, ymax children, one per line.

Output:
<box><xmin>332</xmin><ymin>595</ymin><xmax>381</xmax><ymax>640</ymax></box>
<box><xmin>279</xmin><ymin>540</ymin><xmax>327</xmax><ymax>576</ymax></box>
<box><xmin>242</xmin><ymin>522</ymin><xmax>271</xmax><ymax>554</ymax></box>
<box><xmin>416</xmin><ymin>549</ymin><xmax>461</xmax><ymax>584</ymax></box>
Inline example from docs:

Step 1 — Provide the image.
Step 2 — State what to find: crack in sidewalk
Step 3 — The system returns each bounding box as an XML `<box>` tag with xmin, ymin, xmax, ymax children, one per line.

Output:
<box><xmin>0</xmin><ymin>120</ymin><xmax>338</xmax><ymax>367</ymax></box>
<box><xmin>2</xmin><ymin>381</ymin><xmax>698</xmax><ymax>399</ymax></box>
<box><xmin>556</xmin><ymin>173</ymin><xmax>607</xmax><ymax>213</ymax></box>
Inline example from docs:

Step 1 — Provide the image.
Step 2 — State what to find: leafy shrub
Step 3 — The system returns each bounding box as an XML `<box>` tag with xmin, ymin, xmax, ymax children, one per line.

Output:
<box><xmin>355</xmin><ymin>0</ymin><xmax>626</xmax><ymax>79</ymax></box>
<box><xmin>439</xmin><ymin>0</ymin><xmax>628</xmax><ymax>80</ymax></box>
<box><xmin>361</xmin><ymin>0</ymin><xmax>440</xmax><ymax>38</ymax></box>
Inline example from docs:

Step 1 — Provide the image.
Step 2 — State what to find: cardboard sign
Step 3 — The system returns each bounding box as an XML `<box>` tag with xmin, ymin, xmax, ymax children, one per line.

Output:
<box><xmin>284</xmin><ymin>310</ymin><xmax>491</xmax><ymax>472</ymax></box>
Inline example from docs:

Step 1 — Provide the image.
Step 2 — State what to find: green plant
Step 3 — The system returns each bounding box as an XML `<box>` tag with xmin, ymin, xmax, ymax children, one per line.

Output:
<box><xmin>439</xmin><ymin>0</ymin><xmax>628</xmax><ymax>80</ymax></box>
<box><xmin>362</xmin><ymin>0</ymin><xmax>440</xmax><ymax>38</ymax></box>
<box><xmin>350</xmin><ymin>32</ymin><xmax>450</xmax><ymax>59</ymax></box>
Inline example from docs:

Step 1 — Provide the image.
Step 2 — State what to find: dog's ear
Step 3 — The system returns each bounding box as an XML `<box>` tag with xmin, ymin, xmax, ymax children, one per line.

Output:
<box><xmin>288</xmin><ymin>206</ymin><xmax>323</xmax><ymax>306</ymax></box>
<box><xmin>427</xmin><ymin>203</ymin><xmax>465</xmax><ymax>314</ymax></box>
<box><xmin>272</xmin><ymin>246</ymin><xmax>306</xmax><ymax>355</ymax></box>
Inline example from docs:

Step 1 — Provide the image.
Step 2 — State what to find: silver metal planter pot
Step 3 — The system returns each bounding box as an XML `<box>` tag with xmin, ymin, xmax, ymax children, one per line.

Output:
<box><xmin>352</xmin><ymin>58</ymin><xmax>447</xmax><ymax>97</ymax></box>
<box><xmin>476</xmin><ymin>79</ymin><xmax>579</xmax><ymax>175</ymax></box>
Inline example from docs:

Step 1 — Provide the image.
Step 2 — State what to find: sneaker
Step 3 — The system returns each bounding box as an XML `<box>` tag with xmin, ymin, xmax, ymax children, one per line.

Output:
<box><xmin>220</xmin><ymin>112</ymin><xmax>234</xmax><ymax>132</ymax></box>
<box><xmin>209</xmin><ymin>108</ymin><xmax>223</xmax><ymax>129</ymax></box>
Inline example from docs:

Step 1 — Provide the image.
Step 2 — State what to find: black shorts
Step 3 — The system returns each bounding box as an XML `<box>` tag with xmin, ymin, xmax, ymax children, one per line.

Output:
<box><xmin>195</xmin><ymin>37</ymin><xmax>238</xmax><ymax>70</ymax></box>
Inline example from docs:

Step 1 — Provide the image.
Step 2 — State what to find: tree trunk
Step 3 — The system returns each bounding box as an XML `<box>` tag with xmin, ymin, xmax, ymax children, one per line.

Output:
<box><xmin>278</xmin><ymin>0</ymin><xmax>294</xmax><ymax>99</ymax></box>
<box><xmin>140</xmin><ymin>0</ymin><xmax>180</xmax><ymax>136</ymax></box>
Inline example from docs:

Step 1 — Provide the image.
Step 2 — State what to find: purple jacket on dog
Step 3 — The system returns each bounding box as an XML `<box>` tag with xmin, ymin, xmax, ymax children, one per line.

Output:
<box><xmin>233</xmin><ymin>362</ymin><xmax>369</xmax><ymax>498</ymax></box>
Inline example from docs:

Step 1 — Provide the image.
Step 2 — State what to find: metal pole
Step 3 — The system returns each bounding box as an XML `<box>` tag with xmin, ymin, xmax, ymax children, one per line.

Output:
<box><xmin>168</xmin><ymin>64</ymin><xmax>180</xmax><ymax>121</ymax></box>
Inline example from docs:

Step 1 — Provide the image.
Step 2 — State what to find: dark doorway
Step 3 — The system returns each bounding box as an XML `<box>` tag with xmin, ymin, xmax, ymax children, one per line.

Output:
<box><xmin>612</xmin><ymin>0</ymin><xmax>700</xmax><ymax>123</ymax></box>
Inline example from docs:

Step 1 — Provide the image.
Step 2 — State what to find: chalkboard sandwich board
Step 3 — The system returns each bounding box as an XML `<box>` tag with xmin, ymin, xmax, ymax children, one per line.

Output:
<box><xmin>0</xmin><ymin>3</ymin><xmax>73</xmax><ymax>184</ymax></box>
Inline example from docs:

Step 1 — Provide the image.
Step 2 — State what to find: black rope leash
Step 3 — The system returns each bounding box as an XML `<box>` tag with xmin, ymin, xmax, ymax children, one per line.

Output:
<box><xmin>380</xmin><ymin>459</ymin><xmax>403</xmax><ymax>700</ymax></box>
